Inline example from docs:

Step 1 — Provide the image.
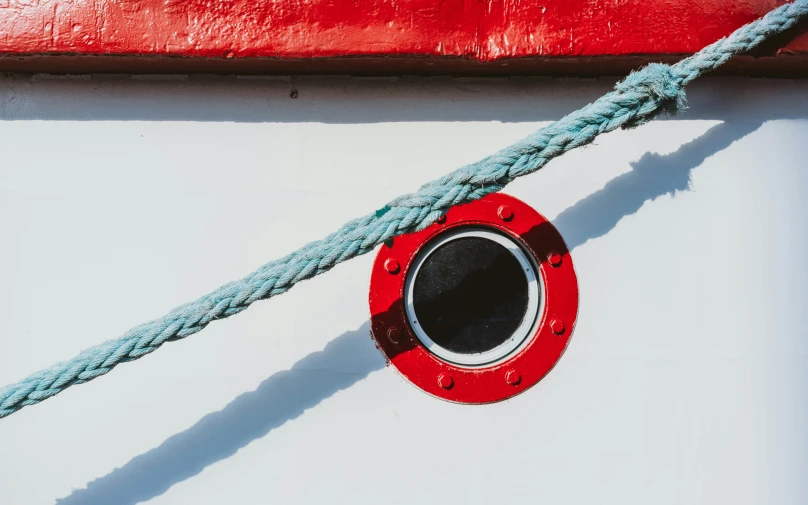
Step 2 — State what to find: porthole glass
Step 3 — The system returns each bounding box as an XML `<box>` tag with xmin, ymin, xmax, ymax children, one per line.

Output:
<box><xmin>404</xmin><ymin>227</ymin><xmax>542</xmax><ymax>367</ymax></box>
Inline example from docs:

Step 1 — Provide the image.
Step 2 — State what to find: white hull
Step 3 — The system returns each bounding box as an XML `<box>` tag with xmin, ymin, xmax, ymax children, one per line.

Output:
<box><xmin>1</xmin><ymin>75</ymin><xmax>807</xmax><ymax>504</ymax></box>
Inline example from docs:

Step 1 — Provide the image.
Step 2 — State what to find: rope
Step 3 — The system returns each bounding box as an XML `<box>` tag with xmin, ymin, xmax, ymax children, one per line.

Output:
<box><xmin>2</xmin><ymin>0</ymin><xmax>806</xmax><ymax>419</ymax></box>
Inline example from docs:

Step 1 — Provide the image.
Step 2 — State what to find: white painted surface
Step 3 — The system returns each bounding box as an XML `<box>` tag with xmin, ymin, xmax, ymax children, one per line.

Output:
<box><xmin>0</xmin><ymin>75</ymin><xmax>806</xmax><ymax>505</ymax></box>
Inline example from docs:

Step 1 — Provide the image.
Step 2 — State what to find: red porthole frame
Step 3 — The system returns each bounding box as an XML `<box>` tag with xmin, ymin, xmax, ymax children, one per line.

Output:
<box><xmin>369</xmin><ymin>192</ymin><xmax>579</xmax><ymax>404</ymax></box>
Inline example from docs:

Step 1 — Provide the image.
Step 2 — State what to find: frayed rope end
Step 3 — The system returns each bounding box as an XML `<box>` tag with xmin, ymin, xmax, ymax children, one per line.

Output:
<box><xmin>374</xmin><ymin>204</ymin><xmax>391</xmax><ymax>218</ymax></box>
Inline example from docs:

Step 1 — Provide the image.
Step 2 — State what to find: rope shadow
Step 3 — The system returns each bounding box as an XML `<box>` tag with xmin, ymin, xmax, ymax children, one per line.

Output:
<box><xmin>552</xmin><ymin>119</ymin><xmax>763</xmax><ymax>250</ymax></box>
<box><xmin>55</xmin><ymin>117</ymin><xmax>767</xmax><ymax>505</ymax></box>
<box><xmin>55</xmin><ymin>323</ymin><xmax>384</xmax><ymax>505</ymax></box>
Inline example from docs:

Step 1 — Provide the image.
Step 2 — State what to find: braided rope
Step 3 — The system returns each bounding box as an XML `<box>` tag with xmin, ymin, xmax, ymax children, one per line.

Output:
<box><xmin>2</xmin><ymin>0</ymin><xmax>807</xmax><ymax>419</ymax></box>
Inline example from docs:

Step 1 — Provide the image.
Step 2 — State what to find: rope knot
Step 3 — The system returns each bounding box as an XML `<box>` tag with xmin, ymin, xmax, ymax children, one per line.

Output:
<box><xmin>615</xmin><ymin>63</ymin><xmax>686</xmax><ymax>128</ymax></box>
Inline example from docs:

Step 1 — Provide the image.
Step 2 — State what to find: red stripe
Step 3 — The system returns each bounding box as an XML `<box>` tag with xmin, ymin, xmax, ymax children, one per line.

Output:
<box><xmin>0</xmin><ymin>0</ymin><xmax>805</xmax><ymax>74</ymax></box>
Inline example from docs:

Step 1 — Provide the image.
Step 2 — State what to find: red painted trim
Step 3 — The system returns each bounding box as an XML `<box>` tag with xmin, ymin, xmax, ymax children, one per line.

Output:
<box><xmin>0</xmin><ymin>0</ymin><xmax>805</xmax><ymax>74</ymax></box>
<box><xmin>369</xmin><ymin>193</ymin><xmax>579</xmax><ymax>404</ymax></box>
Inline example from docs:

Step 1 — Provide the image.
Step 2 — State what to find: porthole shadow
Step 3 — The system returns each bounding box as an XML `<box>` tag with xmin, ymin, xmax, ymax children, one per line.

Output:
<box><xmin>55</xmin><ymin>322</ymin><xmax>385</xmax><ymax>505</ymax></box>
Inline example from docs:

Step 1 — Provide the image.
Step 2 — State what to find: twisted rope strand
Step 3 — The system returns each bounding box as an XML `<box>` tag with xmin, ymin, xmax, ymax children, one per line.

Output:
<box><xmin>2</xmin><ymin>0</ymin><xmax>806</xmax><ymax>419</ymax></box>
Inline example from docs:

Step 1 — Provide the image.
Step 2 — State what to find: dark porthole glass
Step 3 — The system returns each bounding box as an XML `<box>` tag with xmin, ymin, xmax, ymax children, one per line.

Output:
<box><xmin>412</xmin><ymin>236</ymin><xmax>530</xmax><ymax>355</ymax></box>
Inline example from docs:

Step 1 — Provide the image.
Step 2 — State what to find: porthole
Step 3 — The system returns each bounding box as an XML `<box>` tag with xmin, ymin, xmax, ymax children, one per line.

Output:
<box><xmin>369</xmin><ymin>193</ymin><xmax>579</xmax><ymax>404</ymax></box>
<box><xmin>404</xmin><ymin>227</ymin><xmax>543</xmax><ymax>367</ymax></box>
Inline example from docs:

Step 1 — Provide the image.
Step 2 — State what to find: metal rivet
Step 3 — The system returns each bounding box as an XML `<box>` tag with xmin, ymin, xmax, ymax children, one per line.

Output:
<box><xmin>387</xmin><ymin>327</ymin><xmax>400</xmax><ymax>344</ymax></box>
<box><xmin>497</xmin><ymin>205</ymin><xmax>514</xmax><ymax>221</ymax></box>
<box><xmin>505</xmin><ymin>370</ymin><xmax>521</xmax><ymax>385</ymax></box>
<box><xmin>438</xmin><ymin>374</ymin><xmax>454</xmax><ymax>389</ymax></box>
<box><xmin>384</xmin><ymin>258</ymin><xmax>400</xmax><ymax>274</ymax></box>
<box><xmin>547</xmin><ymin>251</ymin><xmax>562</xmax><ymax>267</ymax></box>
<box><xmin>436</xmin><ymin>214</ymin><xmax>447</xmax><ymax>224</ymax></box>
<box><xmin>550</xmin><ymin>319</ymin><xmax>565</xmax><ymax>335</ymax></box>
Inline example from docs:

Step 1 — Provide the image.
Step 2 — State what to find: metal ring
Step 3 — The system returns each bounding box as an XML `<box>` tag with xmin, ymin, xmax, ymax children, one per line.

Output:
<box><xmin>403</xmin><ymin>227</ymin><xmax>543</xmax><ymax>367</ymax></box>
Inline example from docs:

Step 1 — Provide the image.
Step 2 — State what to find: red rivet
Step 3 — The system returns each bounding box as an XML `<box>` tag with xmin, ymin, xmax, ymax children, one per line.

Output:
<box><xmin>550</xmin><ymin>319</ymin><xmax>565</xmax><ymax>335</ymax></box>
<box><xmin>497</xmin><ymin>205</ymin><xmax>514</xmax><ymax>221</ymax></box>
<box><xmin>547</xmin><ymin>251</ymin><xmax>562</xmax><ymax>267</ymax></box>
<box><xmin>505</xmin><ymin>370</ymin><xmax>521</xmax><ymax>385</ymax></box>
<box><xmin>387</xmin><ymin>327</ymin><xmax>400</xmax><ymax>344</ymax></box>
<box><xmin>438</xmin><ymin>374</ymin><xmax>454</xmax><ymax>389</ymax></box>
<box><xmin>436</xmin><ymin>214</ymin><xmax>447</xmax><ymax>224</ymax></box>
<box><xmin>384</xmin><ymin>258</ymin><xmax>400</xmax><ymax>274</ymax></box>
